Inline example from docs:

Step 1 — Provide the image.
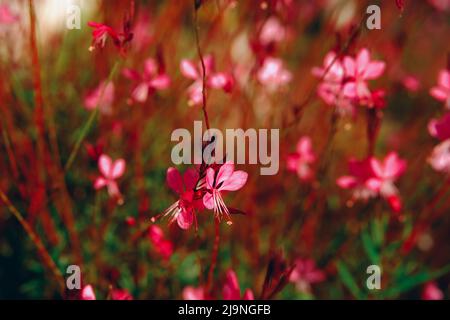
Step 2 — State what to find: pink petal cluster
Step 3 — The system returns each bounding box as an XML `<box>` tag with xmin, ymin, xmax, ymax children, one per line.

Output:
<box><xmin>203</xmin><ymin>161</ymin><xmax>248</xmax><ymax>224</ymax></box>
<box><xmin>122</xmin><ymin>58</ymin><xmax>170</xmax><ymax>103</ymax></box>
<box><xmin>0</xmin><ymin>4</ymin><xmax>18</xmax><ymax>24</ymax></box>
<box><xmin>259</xmin><ymin>17</ymin><xmax>286</xmax><ymax>46</ymax></box>
<box><xmin>286</xmin><ymin>136</ymin><xmax>316</xmax><ymax>181</ymax></box>
<box><xmin>289</xmin><ymin>258</ymin><xmax>325</xmax><ymax>294</ymax></box>
<box><xmin>312</xmin><ymin>48</ymin><xmax>386</xmax><ymax>116</ymax></box>
<box><xmin>421</xmin><ymin>282</ymin><xmax>444</xmax><ymax>300</ymax></box>
<box><xmin>257</xmin><ymin>57</ymin><xmax>292</xmax><ymax>92</ymax></box>
<box><xmin>84</xmin><ymin>81</ymin><xmax>115</xmax><ymax>115</ymax></box>
<box><xmin>87</xmin><ymin>21</ymin><xmax>133</xmax><ymax>53</ymax></box>
<box><xmin>180</xmin><ymin>54</ymin><xmax>234</xmax><ymax>106</ymax></box>
<box><xmin>222</xmin><ymin>270</ymin><xmax>254</xmax><ymax>300</ymax></box>
<box><xmin>148</xmin><ymin>225</ymin><xmax>173</xmax><ymax>260</ymax></box>
<box><xmin>182</xmin><ymin>286</ymin><xmax>207</xmax><ymax>300</ymax></box>
<box><xmin>94</xmin><ymin>154</ymin><xmax>126</xmax><ymax>202</ymax></box>
<box><xmin>337</xmin><ymin>152</ymin><xmax>407</xmax><ymax>213</ymax></box>
<box><xmin>430</xmin><ymin>69</ymin><xmax>450</xmax><ymax>109</ymax></box>
<box><xmin>81</xmin><ymin>285</ymin><xmax>133</xmax><ymax>300</ymax></box>
<box><xmin>428</xmin><ymin>0</ymin><xmax>450</xmax><ymax>11</ymax></box>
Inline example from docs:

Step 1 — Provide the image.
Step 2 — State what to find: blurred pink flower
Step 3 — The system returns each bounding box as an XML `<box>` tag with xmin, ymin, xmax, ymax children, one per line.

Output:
<box><xmin>0</xmin><ymin>4</ymin><xmax>18</xmax><ymax>24</ymax></box>
<box><xmin>180</xmin><ymin>54</ymin><xmax>234</xmax><ymax>106</ymax></box>
<box><xmin>343</xmin><ymin>48</ymin><xmax>386</xmax><ymax>100</ymax></box>
<box><xmin>183</xmin><ymin>286</ymin><xmax>207</xmax><ymax>300</ymax></box>
<box><xmin>429</xmin><ymin>139</ymin><xmax>450</xmax><ymax>174</ymax></box>
<box><xmin>111</xmin><ymin>289</ymin><xmax>133</xmax><ymax>300</ymax></box>
<box><xmin>257</xmin><ymin>57</ymin><xmax>292</xmax><ymax>92</ymax></box>
<box><xmin>428</xmin><ymin>112</ymin><xmax>450</xmax><ymax>141</ymax></box>
<box><xmin>122</xmin><ymin>58</ymin><xmax>170</xmax><ymax>103</ymax></box>
<box><xmin>428</xmin><ymin>0</ymin><xmax>450</xmax><ymax>11</ymax></box>
<box><xmin>430</xmin><ymin>69</ymin><xmax>450</xmax><ymax>109</ymax></box>
<box><xmin>422</xmin><ymin>282</ymin><xmax>444</xmax><ymax>300</ymax></box>
<box><xmin>94</xmin><ymin>154</ymin><xmax>126</xmax><ymax>201</ymax></box>
<box><xmin>84</xmin><ymin>81</ymin><xmax>115</xmax><ymax>115</ymax></box>
<box><xmin>163</xmin><ymin>167</ymin><xmax>201</xmax><ymax>230</ymax></box>
<box><xmin>148</xmin><ymin>225</ymin><xmax>173</xmax><ymax>260</ymax></box>
<box><xmin>402</xmin><ymin>75</ymin><xmax>421</xmax><ymax>92</ymax></box>
<box><xmin>287</xmin><ymin>136</ymin><xmax>316</xmax><ymax>181</ymax></box>
<box><xmin>222</xmin><ymin>270</ymin><xmax>254</xmax><ymax>300</ymax></box>
<box><xmin>81</xmin><ymin>284</ymin><xmax>96</xmax><ymax>300</ymax></box>
<box><xmin>289</xmin><ymin>258</ymin><xmax>325</xmax><ymax>294</ymax></box>
<box><xmin>337</xmin><ymin>158</ymin><xmax>378</xmax><ymax>200</ymax></box>
<box><xmin>203</xmin><ymin>161</ymin><xmax>248</xmax><ymax>224</ymax></box>
<box><xmin>259</xmin><ymin>17</ymin><xmax>286</xmax><ymax>46</ymax></box>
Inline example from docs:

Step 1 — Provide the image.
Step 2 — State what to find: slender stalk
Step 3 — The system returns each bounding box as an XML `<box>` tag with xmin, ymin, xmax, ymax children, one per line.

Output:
<box><xmin>0</xmin><ymin>189</ymin><xmax>65</xmax><ymax>295</ymax></box>
<box><xmin>206</xmin><ymin>217</ymin><xmax>220</xmax><ymax>294</ymax></box>
<box><xmin>64</xmin><ymin>61</ymin><xmax>120</xmax><ymax>172</ymax></box>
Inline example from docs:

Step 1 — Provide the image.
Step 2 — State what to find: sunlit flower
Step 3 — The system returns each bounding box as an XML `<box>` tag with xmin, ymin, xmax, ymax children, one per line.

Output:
<box><xmin>257</xmin><ymin>57</ymin><xmax>292</xmax><ymax>92</ymax></box>
<box><xmin>287</xmin><ymin>136</ymin><xmax>316</xmax><ymax>181</ymax></box>
<box><xmin>81</xmin><ymin>284</ymin><xmax>96</xmax><ymax>300</ymax></box>
<box><xmin>94</xmin><ymin>154</ymin><xmax>126</xmax><ymax>202</ymax></box>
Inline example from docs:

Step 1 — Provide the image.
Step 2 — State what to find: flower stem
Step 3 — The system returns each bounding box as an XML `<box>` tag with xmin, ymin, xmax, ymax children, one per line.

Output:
<box><xmin>206</xmin><ymin>217</ymin><xmax>220</xmax><ymax>294</ymax></box>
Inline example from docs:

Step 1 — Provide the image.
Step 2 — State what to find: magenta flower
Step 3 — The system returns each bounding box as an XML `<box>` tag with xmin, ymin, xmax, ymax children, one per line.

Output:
<box><xmin>0</xmin><ymin>4</ymin><xmax>18</xmax><ymax>24</ymax></box>
<box><xmin>428</xmin><ymin>0</ymin><xmax>450</xmax><ymax>11</ymax></box>
<box><xmin>94</xmin><ymin>154</ymin><xmax>126</xmax><ymax>201</ymax></box>
<box><xmin>87</xmin><ymin>21</ymin><xmax>133</xmax><ymax>53</ymax></box>
<box><xmin>148</xmin><ymin>225</ymin><xmax>173</xmax><ymax>260</ymax></box>
<box><xmin>222</xmin><ymin>270</ymin><xmax>254</xmax><ymax>300</ymax></box>
<box><xmin>289</xmin><ymin>258</ymin><xmax>325</xmax><ymax>294</ymax></box>
<box><xmin>180</xmin><ymin>54</ymin><xmax>234</xmax><ymax>106</ymax></box>
<box><xmin>84</xmin><ymin>81</ymin><xmax>115</xmax><ymax>115</ymax></box>
<box><xmin>203</xmin><ymin>161</ymin><xmax>248</xmax><ymax>224</ymax></box>
<box><xmin>342</xmin><ymin>48</ymin><xmax>385</xmax><ymax>101</ymax></box>
<box><xmin>183</xmin><ymin>286</ymin><xmax>207</xmax><ymax>300</ymax></box>
<box><xmin>429</xmin><ymin>140</ymin><xmax>450</xmax><ymax>174</ymax></box>
<box><xmin>257</xmin><ymin>57</ymin><xmax>292</xmax><ymax>92</ymax></box>
<box><xmin>111</xmin><ymin>289</ymin><xmax>133</xmax><ymax>300</ymax></box>
<box><xmin>337</xmin><ymin>158</ymin><xmax>378</xmax><ymax>200</ymax></box>
<box><xmin>122</xmin><ymin>58</ymin><xmax>170</xmax><ymax>103</ymax></box>
<box><xmin>428</xmin><ymin>112</ymin><xmax>450</xmax><ymax>141</ymax></box>
<box><xmin>422</xmin><ymin>282</ymin><xmax>444</xmax><ymax>300</ymax></box>
<box><xmin>81</xmin><ymin>284</ymin><xmax>96</xmax><ymax>300</ymax></box>
<box><xmin>430</xmin><ymin>69</ymin><xmax>450</xmax><ymax>109</ymax></box>
<box><xmin>259</xmin><ymin>17</ymin><xmax>286</xmax><ymax>46</ymax></box>
<box><xmin>163</xmin><ymin>167</ymin><xmax>201</xmax><ymax>230</ymax></box>
<box><xmin>286</xmin><ymin>136</ymin><xmax>316</xmax><ymax>181</ymax></box>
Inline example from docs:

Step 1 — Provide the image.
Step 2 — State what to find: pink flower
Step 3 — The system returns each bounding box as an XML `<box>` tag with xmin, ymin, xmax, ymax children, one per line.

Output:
<box><xmin>222</xmin><ymin>270</ymin><xmax>254</xmax><ymax>300</ymax></box>
<box><xmin>148</xmin><ymin>225</ymin><xmax>173</xmax><ymax>260</ymax></box>
<box><xmin>429</xmin><ymin>139</ymin><xmax>450</xmax><ymax>174</ymax></box>
<box><xmin>257</xmin><ymin>57</ymin><xmax>292</xmax><ymax>92</ymax></box>
<box><xmin>183</xmin><ymin>286</ymin><xmax>207</xmax><ymax>300</ymax></box>
<box><xmin>430</xmin><ymin>69</ymin><xmax>450</xmax><ymax>109</ymax></box>
<box><xmin>122</xmin><ymin>58</ymin><xmax>170</xmax><ymax>103</ymax></box>
<box><xmin>81</xmin><ymin>284</ymin><xmax>96</xmax><ymax>300</ymax></box>
<box><xmin>84</xmin><ymin>81</ymin><xmax>115</xmax><ymax>115</ymax></box>
<box><xmin>163</xmin><ymin>167</ymin><xmax>201</xmax><ymax>230</ymax></box>
<box><xmin>402</xmin><ymin>75</ymin><xmax>421</xmax><ymax>92</ymax></box>
<box><xmin>87</xmin><ymin>21</ymin><xmax>133</xmax><ymax>53</ymax></box>
<box><xmin>428</xmin><ymin>112</ymin><xmax>450</xmax><ymax>141</ymax></box>
<box><xmin>203</xmin><ymin>161</ymin><xmax>248</xmax><ymax>224</ymax></box>
<box><xmin>259</xmin><ymin>17</ymin><xmax>286</xmax><ymax>46</ymax></box>
<box><xmin>286</xmin><ymin>136</ymin><xmax>316</xmax><ymax>181</ymax></box>
<box><xmin>343</xmin><ymin>48</ymin><xmax>385</xmax><ymax>101</ymax></box>
<box><xmin>337</xmin><ymin>152</ymin><xmax>406</xmax><ymax>212</ymax></box>
<box><xmin>289</xmin><ymin>258</ymin><xmax>325</xmax><ymax>294</ymax></box>
<box><xmin>0</xmin><ymin>4</ymin><xmax>18</xmax><ymax>24</ymax></box>
<box><xmin>422</xmin><ymin>282</ymin><xmax>443</xmax><ymax>300</ymax></box>
<box><xmin>428</xmin><ymin>0</ymin><xmax>450</xmax><ymax>11</ymax></box>
<box><xmin>111</xmin><ymin>289</ymin><xmax>133</xmax><ymax>300</ymax></box>
<box><xmin>180</xmin><ymin>54</ymin><xmax>234</xmax><ymax>106</ymax></box>
<box><xmin>94</xmin><ymin>154</ymin><xmax>126</xmax><ymax>201</ymax></box>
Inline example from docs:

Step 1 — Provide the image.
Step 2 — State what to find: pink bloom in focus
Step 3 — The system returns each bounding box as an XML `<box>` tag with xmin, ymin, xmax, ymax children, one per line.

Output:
<box><xmin>287</xmin><ymin>136</ymin><xmax>316</xmax><ymax>181</ymax></box>
<box><xmin>289</xmin><ymin>258</ymin><xmax>325</xmax><ymax>294</ymax></box>
<box><xmin>257</xmin><ymin>57</ymin><xmax>292</xmax><ymax>92</ymax></box>
<box><xmin>222</xmin><ymin>270</ymin><xmax>254</xmax><ymax>300</ymax></box>
<box><xmin>180</xmin><ymin>54</ymin><xmax>234</xmax><ymax>106</ymax></box>
<box><xmin>94</xmin><ymin>154</ymin><xmax>126</xmax><ymax>202</ymax></box>
<box><xmin>111</xmin><ymin>289</ymin><xmax>133</xmax><ymax>300</ymax></box>
<box><xmin>259</xmin><ymin>17</ymin><xmax>286</xmax><ymax>46</ymax></box>
<box><xmin>422</xmin><ymin>282</ymin><xmax>443</xmax><ymax>300</ymax></box>
<box><xmin>428</xmin><ymin>112</ymin><xmax>450</xmax><ymax>141</ymax></box>
<box><xmin>343</xmin><ymin>48</ymin><xmax>386</xmax><ymax>101</ymax></box>
<box><xmin>430</xmin><ymin>69</ymin><xmax>450</xmax><ymax>109</ymax></box>
<box><xmin>88</xmin><ymin>22</ymin><xmax>120</xmax><ymax>51</ymax></box>
<box><xmin>163</xmin><ymin>167</ymin><xmax>201</xmax><ymax>230</ymax></box>
<box><xmin>0</xmin><ymin>4</ymin><xmax>19</xmax><ymax>24</ymax></box>
<box><xmin>203</xmin><ymin>161</ymin><xmax>248</xmax><ymax>224</ymax></box>
<box><xmin>81</xmin><ymin>284</ymin><xmax>96</xmax><ymax>300</ymax></box>
<box><xmin>84</xmin><ymin>81</ymin><xmax>115</xmax><ymax>115</ymax></box>
<box><xmin>183</xmin><ymin>286</ymin><xmax>207</xmax><ymax>300</ymax></box>
<box><xmin>148</xmin><ymin>225</ymin><xmax>173</xmax><ymax>260</ymax></box>
<box><xmin>122</xmin><ymin>58</ymin><xmax>170</xmax><ymax>103</ymax></box>
<box><xmin>429</xmin><ymin>139</ymin><xmax>450</xmax><ymax>174</ymax></box>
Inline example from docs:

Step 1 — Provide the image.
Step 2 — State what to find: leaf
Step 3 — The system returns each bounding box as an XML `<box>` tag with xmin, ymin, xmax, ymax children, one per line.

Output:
<box><xmin>336</xmin><ymin>260</ymin><xmax>366</xmax><ymax>299</ymax></box>
<box><xmin>361</xmin><ymin>229</ymin><xmax>380</xmax><ymax>265</ymax></box>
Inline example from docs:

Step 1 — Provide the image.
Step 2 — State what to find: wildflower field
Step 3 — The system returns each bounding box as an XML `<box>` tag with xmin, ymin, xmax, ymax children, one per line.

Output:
<box><xmin>0</xmin><ymin>0</ymin><xmax>449</xmax><ymax>300</ymax></box>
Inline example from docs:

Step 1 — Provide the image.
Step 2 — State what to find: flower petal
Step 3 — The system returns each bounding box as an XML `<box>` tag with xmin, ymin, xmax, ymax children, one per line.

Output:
<box><xmin>167</xmin><ymin>167</ymin><xmax>184</xmax><ymax>194</ymax></box>
<box><xmin>220</xmin><ymin>170</ymin><xmax>248</xmax><ymax>191</ymax></box>
<box><xmin>180</xmin><ymin>59</ymin><xmax>199</xmax><ymax>79</ymax></box>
